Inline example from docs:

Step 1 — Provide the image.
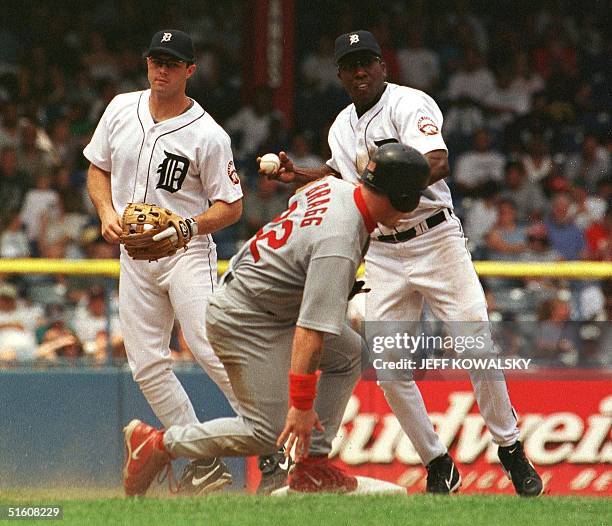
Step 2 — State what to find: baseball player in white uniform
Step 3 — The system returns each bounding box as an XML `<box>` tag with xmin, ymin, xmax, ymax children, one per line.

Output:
<box><xmin>84</xmin><ymin>30</ymin><xmax>243</xmax><ymax>494</ymax></box>
<box><xmin>120</xmin><ymin>144</ymin><xmax>432</xmax><ymax>496</ymax></box>
<box><xmin>264</xmin><ymin>31</ymin><xmax>543</xmax><ymax>497</ymax></box>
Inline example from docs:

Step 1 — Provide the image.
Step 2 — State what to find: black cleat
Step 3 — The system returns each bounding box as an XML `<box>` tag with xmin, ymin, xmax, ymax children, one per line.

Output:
<box><xmin>177</xmin><ymin>457</ymin><xmax>232</xmax><ymax>495</ymax></box>
<box><xmin>426</xmin><ymin>453</ymin><xmax>461</xmax><ymax>494</ymax></box>
<box><xmin>498</xmin><ymin>441</ymin><xmax>543</xmax><ymax>497</ymax></box>
<box><xmin>257</xmin><ymin>449</ymin><xmax>294</xmax><ymax>494</ymax></box>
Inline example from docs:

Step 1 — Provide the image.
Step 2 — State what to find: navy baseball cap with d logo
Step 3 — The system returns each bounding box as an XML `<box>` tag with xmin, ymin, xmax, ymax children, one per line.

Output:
<box><xmin>334</xmin><ymin>30</ymin><xmax>382</xmax><ymax>64</ymax></box>
<box><xmin>146</xmin><ymin>30</ymin><xmax>195</xmax><ymax>63</ymax></box>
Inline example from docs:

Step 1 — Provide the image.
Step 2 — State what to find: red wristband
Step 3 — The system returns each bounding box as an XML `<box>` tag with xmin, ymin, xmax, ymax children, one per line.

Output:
<box><xmin>289</xmin><ymin>372</ymin><xmax>317</xmax><ymax>410</ymax></box>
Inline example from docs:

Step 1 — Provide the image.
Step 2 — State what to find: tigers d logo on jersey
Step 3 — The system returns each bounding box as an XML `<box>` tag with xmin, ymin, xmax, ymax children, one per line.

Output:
<box><xmin>156</xmin><ymin>151</ymin><xmax>190</xmax><ymax>193</ymax></box>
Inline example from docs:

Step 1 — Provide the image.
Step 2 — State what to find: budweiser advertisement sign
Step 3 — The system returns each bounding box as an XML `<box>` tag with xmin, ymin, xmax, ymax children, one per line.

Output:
<box><xmin>246</xmin><ymin>372</ymin><xmax>611</xmax><ymax>495</ymax></box>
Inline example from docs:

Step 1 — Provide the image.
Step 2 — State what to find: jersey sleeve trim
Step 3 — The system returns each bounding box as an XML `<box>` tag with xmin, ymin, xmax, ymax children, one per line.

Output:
<box><xmin>295</xmin><ymin>319</ymin><xmax>343</xmax><ymax>336</ymax></box>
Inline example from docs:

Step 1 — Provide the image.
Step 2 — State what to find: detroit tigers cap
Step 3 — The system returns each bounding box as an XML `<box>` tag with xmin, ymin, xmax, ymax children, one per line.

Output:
<box><xmin>146</xmin><ymin>29</ymin><xmax>195</xmax><ymax>63</ymax></box>
<box><xmin>334</xmin><ymin>30</ymin><xmax>382</xmax><ymax>64</ymax></box>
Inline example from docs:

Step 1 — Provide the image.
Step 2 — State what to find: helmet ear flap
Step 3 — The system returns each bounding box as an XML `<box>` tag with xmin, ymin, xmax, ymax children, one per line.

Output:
<box><xmin>390</xmin><ymin>192</ymin><xmax>421</xmax><ymax>213</ymax></box>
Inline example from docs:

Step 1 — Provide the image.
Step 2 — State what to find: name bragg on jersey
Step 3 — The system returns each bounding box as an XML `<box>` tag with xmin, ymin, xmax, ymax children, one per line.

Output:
<box><xmin>301</xmin><ymin>181</ymin><xmax>332</xmax><ymax>227</ymax></box>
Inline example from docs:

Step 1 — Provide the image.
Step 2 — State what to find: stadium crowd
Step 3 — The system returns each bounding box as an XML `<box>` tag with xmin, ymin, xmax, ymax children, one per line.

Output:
<box><xmin>0</xmin><ymin>1</ymin><xmax>609</xmax><ymax>366</ymax></box>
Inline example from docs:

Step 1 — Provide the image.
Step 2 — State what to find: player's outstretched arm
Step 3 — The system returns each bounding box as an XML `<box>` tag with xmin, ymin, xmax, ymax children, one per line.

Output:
<box><xmin>277</xmin><ymin>326</ymin><xmax>325</xmax><ymax>461</ymax></box>
<box><xmin>86</xmin><ymin>163</ymin><xmax>122</xmax><ymax>244</ymax></box>
<box><xmin>258</xmin><ymin>151</ymin><xmax>337</xmax><ymax>185</ymax></box>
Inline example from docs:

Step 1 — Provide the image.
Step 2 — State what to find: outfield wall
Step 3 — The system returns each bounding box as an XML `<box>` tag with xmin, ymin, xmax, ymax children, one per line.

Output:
<box><xmin>0</xmin><ymin>367</ymin><xmax>244</xmax><ymax>489</ymax></box>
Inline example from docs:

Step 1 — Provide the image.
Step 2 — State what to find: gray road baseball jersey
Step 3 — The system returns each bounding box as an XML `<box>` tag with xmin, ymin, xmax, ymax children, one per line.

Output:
<box><xmin>327</xmin><ymin>82</ymin><xmax>452</xmax><ymax>236</ymax></box>
<box><xmin>228</xmin><ymin>176</ymin><xmax>374</xmax><ymax>335</ymax></box>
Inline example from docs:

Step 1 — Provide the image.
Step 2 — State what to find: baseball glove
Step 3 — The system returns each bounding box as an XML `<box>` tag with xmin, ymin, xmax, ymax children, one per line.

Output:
<box><xmin>121</xmin><ymin>203</ymin><xmax>194</xmax><ymax>261</ymax></box>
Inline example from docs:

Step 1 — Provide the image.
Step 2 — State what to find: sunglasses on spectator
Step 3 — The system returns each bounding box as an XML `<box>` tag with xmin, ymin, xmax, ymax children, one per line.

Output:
<box><xmin>338</xmin><ymin>55</ymin><xmax>381</xmax><ymax>72</ymax></box>
<box><xmin>147</xmin><ymin>56</ymin><xmax>187</xmax><ymax>69</ymax></box>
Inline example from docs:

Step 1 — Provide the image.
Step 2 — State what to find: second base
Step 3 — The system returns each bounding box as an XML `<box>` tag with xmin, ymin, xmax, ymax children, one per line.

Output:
<box><xmin>270</xmin><ymin>476</ymin><xmax>407</xmax><ymax>496</ymax></box>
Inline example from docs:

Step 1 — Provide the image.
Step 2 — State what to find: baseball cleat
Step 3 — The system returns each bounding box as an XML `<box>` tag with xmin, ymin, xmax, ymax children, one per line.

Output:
<box><xmin>257</xmin><ymin>449</ymin><xmax>294</xmax><ymax>495</ymax></box>
<box><xmin>425</xmin><ymin>453</ymin><xmax>462</xmax><ymax>494</ymax></box>
<box><xmin>498</xmin><ymin>440</ymin><xmax>543</xmax><ymax>497</ymax></box>
<box><xmin>177</xmin><ymin>457</ymin><xmax>232</xmax><ymax>495</ymax></box>
<box><xmin>123</xmin><ymin>419</ymin><xmax>171</xmax><ymax>496</ymax></box>
<box><xmin>288</xmin><ymin>456</ymin><xmax>358</xmax><ymax>493</ymax></box>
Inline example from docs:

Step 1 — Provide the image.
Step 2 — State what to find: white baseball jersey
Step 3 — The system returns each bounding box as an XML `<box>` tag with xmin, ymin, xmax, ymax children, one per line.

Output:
<box><xmin>84</xmin><ymin>89</ymin><xmax>243</xmax><ymax>223</ymax></box>
<box><xmin>327</xmin><ymin>83</ymin><xmax>452</xmax><ymax>236</ymax></box>
<box><xmin>326</xmin><ymin>82</ymin><xmax>521</xmax><ymax>463</ymax></box>
<box><xmin>83</xmin><ymin>89</ymin><xmax>243</xmax><ymax>430</ymax></box>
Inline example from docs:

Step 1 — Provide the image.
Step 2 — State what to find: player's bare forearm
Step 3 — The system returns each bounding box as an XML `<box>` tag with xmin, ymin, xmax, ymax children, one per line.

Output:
<box><xmin>292</xmin><ymin>164</ymin><xmax>338</xmax><ymax>185</ymax></box>
<box><xmin>192</xmin><ymin>199</ymin><xmax>242</xmax><ymax>235</ymax></box>
<box><xmin>278</xmin><ymin>327</ymin><xmax>325</xmax><ymax>460</ymax></box>
<box><xmin>266</xmin><ymin>151</ymin><xmax>338</xmax><ymax>185</ymax></box>
<box><xmin>290</xmin><ymin>327</ymin><xmax>324</xmax><ymax>374</ymax></box>
<box><xmin>424</xmin><ymin>149</ymin><xmax>450</xmax><ymax>184</ymax></box>
<box><xmin>86</xmin><ymin>163</ymin><xmax>122</xmax><ymax>244</ymax></box>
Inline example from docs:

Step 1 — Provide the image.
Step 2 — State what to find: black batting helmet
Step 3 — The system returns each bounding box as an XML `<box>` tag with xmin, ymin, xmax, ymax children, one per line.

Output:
<box><xmin>360</xmin><ymin>143</ymin><xmax>431</xmax><ymax>212</ymax></box>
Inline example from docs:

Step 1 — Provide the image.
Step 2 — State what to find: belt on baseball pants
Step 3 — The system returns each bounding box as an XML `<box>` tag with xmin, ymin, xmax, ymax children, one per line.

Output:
<box><xmin>376</xmin><ymin>210</ymin><xmax>449</xmax><ymax>243</ymax></box>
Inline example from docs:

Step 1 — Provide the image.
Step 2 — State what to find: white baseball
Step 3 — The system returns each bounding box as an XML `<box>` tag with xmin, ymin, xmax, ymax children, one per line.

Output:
<box><xmin>259</xmin><ymin>153</ymin><xmax>281</xmax><ymax>175</ymax></box>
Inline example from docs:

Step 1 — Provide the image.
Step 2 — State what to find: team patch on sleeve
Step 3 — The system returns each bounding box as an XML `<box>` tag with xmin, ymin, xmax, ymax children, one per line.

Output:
<box><xmin>227</xmin><ymin>160</ymin><xmax>240</xmax><ymax>184</ymax></box>
<box><xmin>417</xmin><ymin>115</ymin><xmax>439</xmax><ymax>136</ymax></box>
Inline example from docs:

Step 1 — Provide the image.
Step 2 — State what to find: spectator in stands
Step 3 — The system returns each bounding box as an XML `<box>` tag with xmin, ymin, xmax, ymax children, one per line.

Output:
<box><xmin>584</xmin><ymin>207</ymin><xmax>611</xmax><ymax>261</ymax></box>
<box><xmin>18</xmin><ymin>173</ymin><xmax>60</xmax><ymax>255</ymax></box>
<box><xmin>485</xmin><ymin>198</ymin><xmax>527</xmax><ymax>261</ymax></box>
<box><xmin>544</xmin><ymin>192</ymin><xmax>586</xmax><ymax>260</ymax></box>
<box><xmin>36</xmin><ymin>310</ymin><xmax>84</xmax><ymax>363</ymax></box>
<box><xmin>286</xmin><ymin>133</ymin><xmax>324</xmax><ymax>170</ymax></box>
<box><xmin>442</xmin><ymin>96</ymin><xmax>485</xmax><ymax>157</ymax></box>
<box><xmin>371</xmin><ymin>16</ymin><xmax>400</xmax><ymax>83</ymax></box>
<box><xmin>396</xmin><ymin>27</ymin><xmax>440</xmax><ymax>92</ymax></box>
<box><xmin>225</xmin><ymin>85</ymin><xmax>283</xmax><ymax>165</ymax></box>
<box><xmin>520</xmin><ymin>223</ymin><xmax>561</xmax><ymax>263</ymax></box>
<box><xmin>453</xmin><ymin>128</ymin><xmax>506</xmax><ymax>197</ymax></box>
<box><xmin>462</xmin><ymin>180</ymin><xmax>499</xmax><ymax>255</ymax></box>
<box><xmin>16</xmin><ymin>120</ymin><xmax>56</xmax><ymax>184</ymax></box>
<box><xmin>0</xmin><ymin>215</ymin><xmax>30</xmax><ymax>258</ymax></box>
<box><xmin>499</xmin><ymin>161</ymin><xmax>548</xmax><ymax>222</ymax></box>
<box><xmin>0</xmin><ymin>146</ymin><xmax>29</xmax><ymax>229</ymax></box>
<box><xmin>570</xmin><ymin>181</ymin><xmax>607</xmax><ymax>230</ymax></box>
<box><xmin>484</xmin><ymin>67</ymin><xmax>531</xmax><ymax>133</ymax></box>
<box><xmin>0</xmin><ymin>102</ymin><xmax>20</xmax><ymax>148</ymax></box>
<box><xmin>506</xmin><ymin>92</ymin><xmax>557</xmax><ymax>154</ymax></box>
<box><xmin>520</xmin><ymin>133</ymin><xmax>554</xmax><ymax>183</ymax></box>
<box><xmin>564</xmin><ymin>133</ymin><xmax>610</xmax><ymax>193</ymax></box>
<box><xmin>241</xmin><ymin>176</ymin><xmax>290</xmax><ymax>239</ymax></box>
<box><xmin>519</xmin><ymin>223</ymin><xmax>563</xmax><ymax>305</ymax></box>
<box><xmin>37</xmin><ymin>191</ymin><xmax>89</xmax><ymax>259</ymax></box>
<box><xmin>0</xmin><ymin>282</ymin><xmax>43</xmax><ymax>363</ymax></box>
<box><xmin>301</xmin><ymin>35</ymin><xmax>342</xmax><ymax>93</ymax></box>
<box><xmin>534</xmin><ymin>296</ymin><xmax>578</xmax><ymax>365</ymax></box>
<box><xmin>70</xmin><ymin>285</ymin><xmax>122</xmax><ymax>361</ymax></box>
<box><xmin>510</xmin><ymin>52</ymin><xmax>545</xmax><ymax>99</ymax></box>
<box><xmin>446</xmin><ymin>47</ymin><xmax>496</xmax><ymax>106</ymax></box>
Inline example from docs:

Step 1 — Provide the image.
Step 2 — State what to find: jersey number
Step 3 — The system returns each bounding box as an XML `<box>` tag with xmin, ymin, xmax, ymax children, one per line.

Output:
<box><xmin>249</xmin><ymin>202</ymin><xmax>298</xmax><ymax>262</ymax></box>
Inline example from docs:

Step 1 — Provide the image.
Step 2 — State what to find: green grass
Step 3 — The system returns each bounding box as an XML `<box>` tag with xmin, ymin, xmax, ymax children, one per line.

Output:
<box><xmin>0</xmin><ymin>490</ymin><xmax>609</xmax><ymax>526</ymax></box>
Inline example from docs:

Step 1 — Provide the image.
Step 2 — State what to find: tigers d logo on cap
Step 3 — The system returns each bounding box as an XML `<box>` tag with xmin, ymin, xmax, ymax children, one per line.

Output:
<box><xmin>334</xmin><ymin>30</ymin><xmax>382</xmax><ymax>64</ymax></box>
<box><xmin>146</xmin><ymin>29</ymin><xmax>195</xmax><ymax>63</ymax></box>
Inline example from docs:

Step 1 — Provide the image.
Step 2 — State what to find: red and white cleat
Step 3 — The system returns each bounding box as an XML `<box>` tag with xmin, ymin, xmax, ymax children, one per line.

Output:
<box><xmin>288</xmin><ymin>456</ymin><xmax>358</xmax><ymax>493</ymax></box>
<box><xmin>123</xmin><ymin>419</ymin><xmax>171</xmax><ymax>496</ymax></box>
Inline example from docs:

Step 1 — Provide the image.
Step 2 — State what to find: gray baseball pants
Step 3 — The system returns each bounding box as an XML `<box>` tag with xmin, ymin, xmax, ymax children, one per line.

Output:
<box><xmin>164</xmin><ymin>282</ymin><xmax>362</xmax><ymax>458</ymax></box>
